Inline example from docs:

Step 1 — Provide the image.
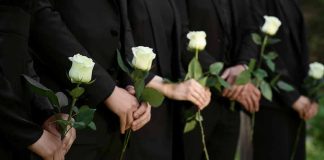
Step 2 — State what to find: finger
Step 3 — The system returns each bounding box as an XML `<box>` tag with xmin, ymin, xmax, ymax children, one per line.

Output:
<box><xmin>132</xmin><ymin>104</ymin><xmax>151</xmax><ymax>131</ymax></box>
<box><xmin>231</xmin><ymin>86</ymin><xmax>245</xmax><ymax>100</ymax></box>
<box><xmin>188</xmin><ymin>94</ymin><xmax>203</xmax><ymax>108</ymax></box>
<box><xmin>305</xmin><ymin>105</ymin><xmax>317</xmax><ymax>120</ymax></box>
<box><xmin>126</xmin><ymin>85</ymin><xmax>136</xmax><ymax>95</ymax></box>
<box><xmin>304</xmin><ymin>107</ymin><xmax>313</xmax><ymax>120</ymax></box>
<box><xmin>238</xmin><ymin>98</ymin><xmax>249</xmax><ymax>111</ymax></box>
<box><xmin>190</xmin><ymin>91</ymin><xmax>204</xmax><ymax>108</ymax></box>
<box><xmin>126</xmin><ymin>111</ymin><xmax>134</xmax><ymax>130</ymax></box>
<box><xmin>245</xmin><ymin>96</ymin><xmax>254</xmax><ymax>113</ymax></box>
<box><xmin>226</xmin><ymin>86</ymin><xmax>240</xmax><ymax>99</ymax></box>
<box><xmin>64</xmin><ymin>128</ymin><xmax>76</xmax><ymax>154</ymax></box>
<box><xmin>227</xmin><ymin>75</ymin><xmax>236</xmax><ymax>85</ymax></box>
<box><xmin>222</xmin><ymin>89</ymin><xmax>231</xmax><ymax>97</ymax></box>
<box><xmin>301</xmin><ymin>104</ymin><xmax>311</xmax><ymax>118</ymax></box>
<box><xmin>221</xmin><ymin>69</ymin><xmax>231</xmax><ymax>79</ymax></box>
<box><xmin>120</xmin><ymin>116</ymin><xmax>127</xmax><ymax>134</ymax></box>
<box><xmin>250</xmin><ymin>92</ymin><xmax>260</xmax><ymax>112</ymax></box>
<box><xmin>189</xmin><ymin>83</ymin><xmax>205</xmax><ymax>106</ymax></box>
<box><xmin>223</xmin><ymin>85</ymin><xmax>237</xmax><ymax>98</ymax></box>
<box><xmin>134</xmin><ymin>103</ymin><xmax>147</xmax><ymax>119</ymax></box>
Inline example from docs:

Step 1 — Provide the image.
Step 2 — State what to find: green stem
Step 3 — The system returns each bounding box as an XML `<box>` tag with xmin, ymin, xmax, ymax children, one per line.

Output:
<box><xmin>251</xmin><ymin>113</ymin><xmax>255</xmax><ymax>142</ymax></box>
<box><xmin>195</xmin><ymin>48</ymin><xmax>199</xmax><ymax>60</ymax></box>
<box><xmin>68</xmin><ymin>98</ymin><xmax>77</xmax><ymax>122</ymax></box>
<box><xmin>120</xmin><ymin>129</ymin><xmax>132</xmax><ymax>160</ymax></box>
<box><xmin>230</xmin><ymin>101</ymin><xmax>236</xmax><ymax>112</ymax></box>
<box><xmin>197</xmin><ymin>111</ymin><xmax>210</xmax><ymax>160</ymax></box>
<box><xmin>258</xmin><ymin>35</ymin><xmax>269</xmax><ymax>68</ymax></box>
<box><xmin>65</xmin><ymin>83</ymin><xmax>80</xmax><ymax>136</ymax></box>
<box><xmin>290</xmin><ymin>121</ymin><xmax>304</xmax><ymax>160</ymax></box>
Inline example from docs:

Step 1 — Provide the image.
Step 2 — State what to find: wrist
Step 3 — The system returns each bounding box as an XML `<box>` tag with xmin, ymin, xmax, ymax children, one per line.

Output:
<box><xmin>104</xmin><ymin>86</ymin><xmax>118</xmax><ymax>107</ymax></box>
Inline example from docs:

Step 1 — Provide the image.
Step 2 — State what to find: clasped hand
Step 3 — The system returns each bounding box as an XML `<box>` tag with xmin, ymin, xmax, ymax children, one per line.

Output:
<box><xmin>29</xmin><ymin>114</ymin><xmax>76</xmax><ymax>160</ymax></box>
<box><xmin>221</xmin><ymin>65</ymin><xmax>261</xmax><ymax>113</ymax></box>
<box><xmin>104</xmin><ymin>86</ymin><xmax>151</xmax><ymax>134</ymax></box>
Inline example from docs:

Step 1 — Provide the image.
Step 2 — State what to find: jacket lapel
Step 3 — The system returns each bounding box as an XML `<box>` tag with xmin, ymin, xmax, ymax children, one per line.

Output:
<box><xmin>168</xmin><ymin>0</ymin><xmax>184</xmax><ymax>78</ymax></box>
<box><xmin>210</xmin><ymin>0</ymin><xmax>229</xmax><ymax>36</ymax></box>
<box><xmin>276</xmin><ymin>0</ymin><xmax>303</xmax><ymax>55</ymax></box>
<box><xmin>143</xmin><ymin>0</ymin><xmax>172</xmax><ymax>77</ymax></box>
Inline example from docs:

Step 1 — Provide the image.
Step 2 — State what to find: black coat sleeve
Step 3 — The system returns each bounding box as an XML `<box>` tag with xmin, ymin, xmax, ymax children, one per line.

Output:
<box><xmin>251</xmin><ymin>0</ymin><xmax>301</xmax><ymax>107</ymax></box>
<box><xmin>0</xmin><ymin>4</ymin><xmax>43</xmax><ymax>148</ymax></box>
<box><xmin>29</xmin><ymin>0</ymin><xmax>118</xmax><ymax>107</ymax></box>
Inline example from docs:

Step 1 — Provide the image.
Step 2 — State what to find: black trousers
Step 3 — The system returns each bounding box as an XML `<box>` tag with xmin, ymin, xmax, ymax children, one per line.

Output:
<box><xmin>183</xmin><ymin>98</ymin><xmax>240</xmax><ymax>160</ymax></box>
<box><xmin>253</xmin><ymin>106</ymin><xmax>306</xmax><ymax>160</ymax></box>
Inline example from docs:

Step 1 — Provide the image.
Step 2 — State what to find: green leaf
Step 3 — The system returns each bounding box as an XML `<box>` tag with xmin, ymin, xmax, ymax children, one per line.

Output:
<box><xmin>198</xmin><ymin>76</ymin><xmax>208</xmax><ymax>86</ymax></box>
<box><xmin>73</xmin><ymin>122</ymin><xmax>86</xmax><ymax>129</ymax></box>
<box><xmin>206</xmin><ymin>76</ymin><xmax>217</xmax><ymax>87</ymax></box>
<box><xmin>184</xmin><ymin>110</ymin><xmax>196</xmax><ymax>121</ymax></box>
<box><xmin>184</xmin><ymin>119</ymin><xmax>197</xmax><ymax>133</ymax></box>
<box><xmin>277</xmin><ymin>81</ymin><xmax>295</xmax><ymax>92</ymax></box>
<box><xmin>186</xmin><ymin>58</ymin><xmax>203</xmax><ymax>80</ymax></box>
<box><xmin>117</xmin><ymin>50</ymin><xmax>130</xmax><ymax>74</ymax></box>
<box><xmin>251</xmin><ymin>33</ymin><xmax>262</xmax><ymax>45</ymax></box>
<box><xmin>260</xmin><ymin>81</ymin><xmax>272</xmax><ymax>101</ymax></box>
<box><xmin>55</xmin><ymin>92</ymin><xmax>69</xmax><ymax>107</ymax></box>
<box><xmin>253</xmin><ymin>68</ymin><xmax>268</xmax><ymax>81</ymax></box>
<box><xmin>56</xmin><ymin>119</ymin><xmax>70</xmax><ymax>130</ymax></box>
<box><xmin>141</xmin><ymin>87</ymin><xmax>165</xmax><ymax>107</ymax></box>
<box><xmin>134</xmin><ymin>79</ymin><xmax>145</xmax><ymax>100</ymax></box>
<box><xmin>270</xmin><ymin>74</ymin><xmax>281</xmax><ymax>87</ymax></box>
<box><xmin>266</xmin><ymin>59</ymin><xmax>276</xmax><ymax>72</ymax></box>
<box><xmin>72</xmin><ymin>106</ymin><xmax>79</xmax><ymax>113</ymax></box>
<box><xmin>88</xmin><ymin>122</ymin><xmax>97</xmax><ymax>130</ymax></box>
<box><xmin>23</xmin><ymin>75</ymin><xmax>60</xmax><ymax>107</ymax></box>
<box><xmin>263</xmin><ymin>52</ymin><xmax>278</xmax><ymax>60</ymax></box>
<box><xmin>217</xmin><ymin>76</ymin><xmax>230</xmax><ymax>89</ymax></box>
<box><xmin>235</xmin><ymin>70</ymin><xmax>251</xmax><ymax>85</ymax></box>
<box><xmin>248</xmin><ymin>59</ymin><xmax>257</xmax><ymax>72</ymax></box>
<box><xmin>75</xmin><ymin>105</ymin><xmax>96</xmax><ymax>127</ymax></box>
<box><xmin>195</xmin><ymin>112</ymin><xmax>203</xmax><ymax>122</ymax></box>
<box><xmin>268</xmin><ymin>38</ymin><xmax>281</xmax><ymax>45</ymax></box>
<box><xmin>69</xmin><ymin>87</ymin><xmax>85</xmax><ymax>98</ymax></box>
<box><xmin>209</xmin><ymin>62</ymin><xmax>224</xmax><ymax>75</ymax></box>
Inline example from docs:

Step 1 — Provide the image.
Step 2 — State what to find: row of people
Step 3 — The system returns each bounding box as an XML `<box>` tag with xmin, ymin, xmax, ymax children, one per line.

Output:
<box><xmin>0</xmin><ymin>0</ymin><xmax>318</xmax><ymax>160</ymax></box>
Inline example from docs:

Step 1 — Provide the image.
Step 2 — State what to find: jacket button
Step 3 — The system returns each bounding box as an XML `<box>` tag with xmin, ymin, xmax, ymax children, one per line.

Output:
<box><xmin>110</xmin><ymin>30</ymin><xmax>119</xmax><ymax>37</ymax></box>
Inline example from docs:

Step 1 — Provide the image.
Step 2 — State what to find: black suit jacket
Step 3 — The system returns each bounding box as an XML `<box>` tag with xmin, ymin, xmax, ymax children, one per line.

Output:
<box><xmin>29</xmin><ymin>0</ymin><xmax>133</xmax><ymax>147</ymax></box>
<box><xmin>0</xmin><ymin>2</ymin><xmax>53</xmax><ymax>159</ymax></box>
<box><xmin>127</xmin><ymin>0</ymin><xmax>184</xmax><ymax>81</ymax></box>
<box><xmin>251</xmin><ymin>0</ymin><xmax>309</xmax><ymax>108</ymax></box>
<box><xmin>176</xmin><ymin>0</ymin><xmax>258</xmax><ymax>69</ymax></box>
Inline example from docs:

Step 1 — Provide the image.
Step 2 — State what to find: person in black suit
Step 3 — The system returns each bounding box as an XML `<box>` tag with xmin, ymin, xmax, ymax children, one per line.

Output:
<box><xmin>0</xmin><ymin>0</ymin><xmax>76</xmax><ymax>159</ymax></box>
<box><xmin>175</xmin><ymin>0</ymin><xmax>262</xmax><ymax>160</ymax></box>
<box><xmin>28</xmin><ymin>0</ymin><xmax>153</xmax><ymax>159</ymax></box>
<box><xmin>251</xmin><ymin>0</ymin><xmax>319</xmax><ymax>159</ymax></box>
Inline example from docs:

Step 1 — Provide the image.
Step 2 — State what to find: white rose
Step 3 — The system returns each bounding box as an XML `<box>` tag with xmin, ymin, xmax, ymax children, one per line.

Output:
<box><xmin>132</xmin><ymin>46</ymin><xmax>156</xmax><ymax>71</ymax></box>
<box><xmin>261</xmin><ymin>16</ymin><xmax>282</xmax><ymax>36</ymax></box>
<box><xmin>68</xmin><ymin>54</ymin><xmax>95</xmax><ymax>83</ymax></box>
<box><xmin>308</xmin><ymin>62</ymin><xmax>324</xmax><ymax>80</ymax></box>
<box><xmin>187</xmin><ymin>31</ymin><xmax>207</xmax><ymax>51</ymax></box>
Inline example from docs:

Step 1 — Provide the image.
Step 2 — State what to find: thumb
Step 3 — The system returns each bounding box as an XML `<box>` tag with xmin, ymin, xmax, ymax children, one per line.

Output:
<box><xmin>120</xmin><ymin>117</ymin><xmax>126</xmax><ymax>134</ymax></box>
